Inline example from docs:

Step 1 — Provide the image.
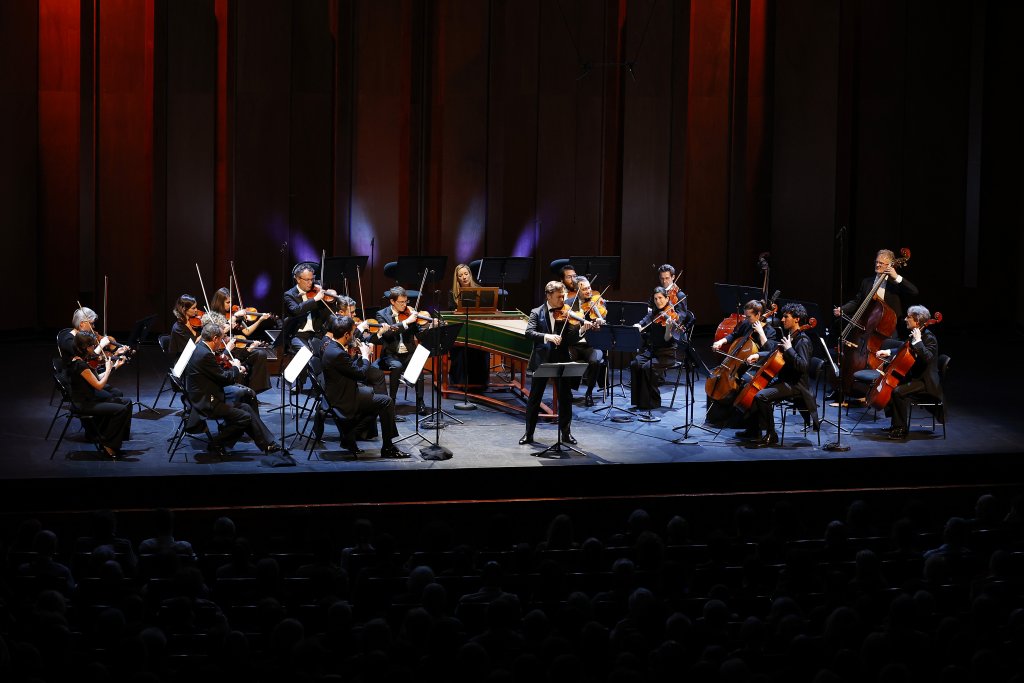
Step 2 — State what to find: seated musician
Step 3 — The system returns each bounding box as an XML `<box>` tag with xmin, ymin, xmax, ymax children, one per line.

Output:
<box><xmin>873</xmin><ymin>305</ymin><xmax>942</xmax><ymax>440</ymax></box>
<box><xmin>183</xmin><ymin>321</ymin><xmax>281</xmax><ymax>457</ymax></box>
<box><xmin>284</xmin><ymin>262</ymin><xmax>334</xmax><ymax>356</ymax></box>
<box><xmin>330</xmin><ymin>298</ymin><xmax>387</xmax><ymax>397</ymax></box>
<box><xmin>210</xmin><ymin>287</ymin><xmax>272</xmax><ymax>394</ymax></box>
<box><xmin>201</xmin><ymin>312</ymin><xmax>262</xmax><ymax>412</ymax></box>
<box><xmin>59</xmin><ymin>307</ymin><xmax>129</xmax><ymax>399</ymax></box>
<box><xmin>741</xmin><ymin>303</ymin><xmax>814</xmax><ymax>448</ymax></box>
<box><xmin>520</xmin><ymin>281</ymin><xmax>595</xmax><ymax>445</ymax></box>
<box><xmin>656</xmin><ymin>264</ymin><xmax>682</xmax><ymax>303</ymax></box>
<box><xmin>560</xmin><ymin>264</ymin><xmax>579</xmax><ymax>301</ymax></box>
<box><xmin>67</xmin><ymin>331</ymin><xmax>133</xmax><ymax>458</ymax></box>
<box><xmin>706</xmin><ymin>300</ymin><xmax>778</xmax><ymax>425</ymax></box>
<box><xmin>321</xmin><ymin>315</ymin><xmax>405</xmax><ymax>458</ymax></box>
<box><xmin>568</xmin><ymin>277</ymin><xmax>606</xmax><ymax>407</ymax></box>
<box><xmin>374</xmin><ymin>286</ymin><xmax>429</xmax><ymax>416</ymax></box>
<box><xmin>630</xmin><ymin>287</ymin><xmax>687</xmax><ymax>414</ymax></box>
<box><xmin>169</xmin><ymin>295</ymin><xmax>202</xmax><ymax>359</ymax></box>
<box><xmin>447</xmin><ymin>264</ymin><xmax>489</xmax><ymax>387</ymax></box>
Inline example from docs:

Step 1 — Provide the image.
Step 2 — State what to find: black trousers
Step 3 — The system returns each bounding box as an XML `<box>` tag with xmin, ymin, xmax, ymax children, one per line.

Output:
<box><xmin>752</xmin><ymin>381</ymin><xmax>803</xmax><ymax>434</ymax></box>
<box><xmin>629</xmin><ymin>347</ymin><xmax>676</xmax><ymax>410</ymax></box>
<box><xmin>525</xmin><ymin>375</ymin><xmax>572</xmax><ymax>435</ymax></box>
<box><xmin>569</xmin><ymin>343</ymin><xmax>604</xmax><ymax>394</ymax></box>
<box><xmin>378</xmin><ymin>351</ymin><xmax>425</xmax><ymax>403</ymax></box>
<box><xmin>81</xmin><ymin>400</ymin><xmax>132</xmax><ymax>450</ymax></box>
<box><xmin>206</xmin><ymin>401</ymin><xmax>275</xmax><ymax>451</ymax></box>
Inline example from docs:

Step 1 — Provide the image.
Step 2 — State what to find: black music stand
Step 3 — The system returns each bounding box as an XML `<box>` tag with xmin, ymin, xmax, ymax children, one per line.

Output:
<box><xmin>600</xmin><ymin>301</ymin><xmax>648</xmax><ymax>398</ymax></box>
<box><xmin>713</xmin><ymin>283</ymin><xmax>765</xmax><ymax>317</ymax></box>
<box><xmin>476</xmin><ymin>257</ymin><xmax>534</xmax><ymax>311</ymax></box>
<box><xmin>589</xmin><ymin>325</ymin><xmax>640</xmax><ymax>423</ymax></box>
<box><xmin>819</xmin><ymin>336</ymin><xmax>851</xmax><ymax>437</ymax></box>
<box><xmin>126</xmin><ymin>314</ymin><xmax>158</xmax><ymax>414</ymax></box>
<box><xmin>569</xmin><ymin>255</ymin><xmax>621</xmax><ymax>288</ymax></box>
<box><xmin>533</xmin><ymin>362</ymin><xmax>588</xmax><ymax>457</ymax></box>
<box><xmin>392</xmin><ymin>256</ymin><xmax>448</xmax><ymax>309</ymax></box>
<box><xmin>322</xmin><ymin>255</ymin><xmax>369</xmax><ymax>299</ymax></box>
<box><xmin>269</xmin><ymin>314</ymin><xmax>304</xmax><ymax>443</ymax></box>
<box><xmin>414</xmin><ymin>323</ymin><xmax>464</xmax><ymax>459</ymax></box>
<box><xmin>672</xmin><ymin>324</ymin><xmax>718</xmax><ymax>444</ymax></box>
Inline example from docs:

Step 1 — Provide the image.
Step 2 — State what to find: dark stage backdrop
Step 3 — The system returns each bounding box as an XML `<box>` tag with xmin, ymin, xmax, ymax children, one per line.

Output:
<box><xmin>2</xmin><ymin>0</ymin><xmax>1020</xmax><ymax>335</ymax></box>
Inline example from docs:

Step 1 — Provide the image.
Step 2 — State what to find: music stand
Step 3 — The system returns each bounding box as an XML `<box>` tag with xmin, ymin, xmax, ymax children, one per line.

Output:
<box><xmin>280</xmin><ymin>345</ymin><xmax>311</xmax><ymax>453</ymax></box>
<box><xmin>569</xmin><ymin>256</ymin><xmax>621</xmax><ymax>288</ymax></box>
<box><xmin>602</xmin><ymin>300</ymin><xmax>649</xmax><ymax>326</ymax></box>
<box><xmin>588</xmin><ymin>325</ymin><xmax>640</xmax><ymax>422</ymax></box>
<box><xmin>269</xmin><ymin>315</ymin><xmax>304</xmax><ymax>443</ymax></box>
<box><xmin>819</xmin><ymin>336</ymin><xmax>851</xmax><ymax>443</ymax></box>
<box><xmin>322</xmin><ymin>255</ymin><xmax>368</xmax><ymax>299</ymax></box>
<box><xmin>414</xmin><ymin>323</ymin><xmax>464</xmax><ymax>459</ymax></box>
<box><xmin>476</xmin><ymin>257</ymin><xmax>534</xmax><ymax>310</ymax></box>
<box><xmin>393</xmin><ymin>345</ymin><xmax>432</xmax><ymax>449</ymax></box>
<box><xmin>672</xmin><ymin>324</ymin><xmax>718</xmax><ymax>444</ymax></box>
<box><xmin>126</xmin><ymin>314</ymin><xmax>158</xmax><ymax>414</ymax></box>
<box><xmin>533</xmin><ymin>362</ymin><xmax>588</xmax><ymax>457</ymax></box>
<box><xmin>713</xmin><ymin>283</ymin><xmax>765</xmax><ymax>317</ymax></box>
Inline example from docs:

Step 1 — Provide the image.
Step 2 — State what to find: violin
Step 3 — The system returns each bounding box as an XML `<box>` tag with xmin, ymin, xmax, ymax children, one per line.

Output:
<box><xmin>865</xmin><ymin>312</ymin><xmax>942</xmax><ymax>410</ymax></box>
<box><xmin>705</xmin><ymin>304</ymin><xmax>777</xmax><ymax>402</ymax></box>
<box><xmin>231</xmin><ymin>305</ymin><xmax>278</xmax><ymax>324</ymax></box>
<box><xmin>397</xmin><ymin>308</ymin><xmax>433</xmax><ymax>326</ymax></box>
<box><xmin>305</xmin><ymin>283</ymin><xmax>338</xmax><ymax>302</ymax></box>
<box><xmin>188</xmin><ymin>315</ymin><xmax>204</xmax><ymax>331</ymax></box>
<box><xmin>354</xmin><ymin>316</ymin><xmax>383</xmax><ymax>335</ymax></box>
<box><xmin>551</xmin><ymin>304</ymin><xmax>586</xmax><ymax>326</ymax></box>
<box><xmin>734</xmin><ymin>318</ymin><xmax>817</xmax><ymax>412</ymax></box>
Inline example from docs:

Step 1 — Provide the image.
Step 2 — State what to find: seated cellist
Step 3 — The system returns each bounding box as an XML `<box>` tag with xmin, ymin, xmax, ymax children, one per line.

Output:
<box><xmin>874</xmin><ymin>305</ymin><xmax>941</xmax><ymax>441</ymax></box>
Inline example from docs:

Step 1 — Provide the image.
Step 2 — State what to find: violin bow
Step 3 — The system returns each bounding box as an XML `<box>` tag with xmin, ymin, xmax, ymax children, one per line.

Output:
<box><xmin>195</xmin><ymin>263</ymin><xmax>211</xmax><ymax>314</ymax></box>
<box><xmin>230</xmin><ymin>260</ymin><xmax>245</xmax><ymax>310</ymax></box>
<box><xmin>356</xmin><ymin>265</ymin><xmax>366</xmax><ymax>321</ymax></box>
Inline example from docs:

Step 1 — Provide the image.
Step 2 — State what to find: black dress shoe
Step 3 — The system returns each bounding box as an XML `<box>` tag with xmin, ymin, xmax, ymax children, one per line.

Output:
<box><xmin>887</xmin><ymin>427</ymin><xmax>907</xmax><ymax>440</ymax></box>
<box><xmin>207</xmin><ymin>444</ymin><xmax>227</xmax><ymax>458</ymax></box>
<box><xmin>263</xmin><ymin>442</ymin><xmax>282</xmax><ymax>454</ymax></box>
<box><xmin>380</xmin><ymin>444</ymin><xmax>408</xmax><ymax>458</ymax></box>
<box><xmin>583</xmin><ymin>394</ymin><xmax>595</xmax><ymax>407</ymax></box>
<box><xmin>417</xmin><ymin>402</ymin><xmax>430</xmax><ymax>416</ymax></box>
<box><xmin>519</xmin><ymin>433</ymin><xmax>535</xmax><ymax>445</ymax></box>
<box><xmin>749</xmin><ymin>432</ymin><xmax>779</xmax><ymax>448</ymax></box>
<box><xmin>735</xmin><ymin>429</ymin><xmax>761</xmax><ymax>440</ymax></box>
<box><xmin>394</xmin><ymin>415</ymin><xmax>407</xmax><ymax>423</ymax></box>
<box><xmin>340</xmin><ymin>437</ymin><xmax>364</xmax><ymax>455</ymax></box>
<box><xmin>560</xmin><ymin>432</ymin><xmax>578</xmax><ymax>445</ymax></box>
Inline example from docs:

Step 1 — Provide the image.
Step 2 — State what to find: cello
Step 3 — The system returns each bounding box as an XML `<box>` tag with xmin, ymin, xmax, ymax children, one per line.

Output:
<box><xmin>838</xmin><ymin>248</ymin><xmax>911</xmax><ymax>394</ymax></box>
<box><xmin>734</xmin><ymin>318</ymin><xmax>817</xmax><ymax>412</ymax></box>
<box><xmin>864</xmin><ymin>312</ymin><xmax>942</xmax><ymax>410</ymax></box>
<box><xmin>705</xmin><ymin>302</ymin><xmax>777</xmax><ymax>402</ymax></box>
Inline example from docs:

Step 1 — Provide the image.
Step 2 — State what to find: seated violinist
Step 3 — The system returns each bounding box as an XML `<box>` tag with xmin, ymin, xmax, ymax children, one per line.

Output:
<box><xmin>330</xmin><ymin>297</ymin><xmax>387</xmax><ymax>397</ymax></box>
<box><xmin>183</xmin><ymin>321</ymin><xmax>281</xmax><ymax>457</ymax></box>
<box><xmin>201</xmin><ymin>312</ymin><xmax>262</xmax><ymax>412</ymax></box>
<box><xmin>59</xmin><ymin>307</ymin><xmax>130</xmax><ymax>401</ymax></box>
<box><xmin>169</xmin><ymin>295</ymin><xmax>203</xmax><ymax>360</ymax></box>
<box><xmin>567</xmin><ymin>277</ymin><xmax>606</xmax><ymax>407</ymax></box>
<box><xmin>374</xmin><ymin>287</ymin><xmax>431</xmax><ymax>416</ymax></box>
<box><xmin>284</xmin><ymin>262</ymin><xmax>334</xmax><ymax>356</ymax></box>
<box><xmin>740</xmin><ymin>303</ymin><xmax>814</xmax><ymax>448</ymax></box>
<box><xmin>67</xmin><ymin>331</ymin><xmax>133</xmax><ymax>458</ymax></box>
<box><xmin>630</xmin><ymin>287</ymin><xmax>687</xmax><ymax>415</ymax></box>
<box><xmin>874</xmin><ymin>305</ymin><xmax>942</xmax><ymax>441</ymax></box>
<box><xmin>210</xmin><ymin>287</ymin><xmax>272</xmax><ymax>394</ymax></box>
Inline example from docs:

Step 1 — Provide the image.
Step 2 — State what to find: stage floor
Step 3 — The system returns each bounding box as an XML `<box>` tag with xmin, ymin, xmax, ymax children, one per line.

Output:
<box><xmin>2</xmin><ymin>331</ymin><xmax>1020</xmax><ymax>512</ymax></box>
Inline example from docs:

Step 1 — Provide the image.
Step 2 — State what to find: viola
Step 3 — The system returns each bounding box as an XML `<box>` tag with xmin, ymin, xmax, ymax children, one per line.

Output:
<box><xmin>705</xmin><ymin>304</ymin><xmax>777</xmax><ymax>402</ymax></box>
<box><xmin>837</xmin><ymin>247</ymin><xmax>911</xmax><ymax>394</ymax></box>
<box><xmin>734</xmin><ymin>318</ymin><xmax>817</xmax><ymax>412</ymax></box>
<box><xmin>580</xmin><ymin>293</ymin><xmax>608</xmax><ymax>322</ymax></box>
<box><xmin>865</xmin><ymin>312</ymin><xmax>942</xmax><ymax>410</ymax></box>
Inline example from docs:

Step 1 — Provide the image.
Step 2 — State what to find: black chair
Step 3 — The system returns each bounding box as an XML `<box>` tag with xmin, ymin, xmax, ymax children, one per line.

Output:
<box><xmin>381</xmin><ymin>260</ymin><xmax>419</xmax><ymax>302</ymax></box>
<box><xmin>777</xmin><ymin>357</ymin><xmax>824</xmax><ymax>447</ymax></box>
<box><xmin>167</xmin><ymin>388</ymin><xmax>224</xmax><ymax>462</ymax></box>
<box><xmin>154</xmin><ymin>334</ymin><xmax>181</xmax><ymax>406</ymax></box>
<box><xmin>50</xmin><ymin>370</ymin><xmax>104</xmax><ymax>460</ymax></box>
<box><xmin>907</xmin><ymin>354</ymin><xmax>950</xmax><ymax>439</ymax></box>
<box><xmin>297</xmin><ymin>372</ymin><xmax>361</xmax><ymax>460</ymax></box>
<box><xmin>50</xmin><ymin>328</ymin><xmax>72</xmax><ymax>406</ymax></box>
<box><xmin>46</xmin><ymin>358</ymin><xmax>71</xmax><ymax>439</ymax></box>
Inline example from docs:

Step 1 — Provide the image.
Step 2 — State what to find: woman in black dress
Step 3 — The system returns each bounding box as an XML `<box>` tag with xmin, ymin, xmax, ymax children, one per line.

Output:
<box><xmin>67</xmin><ymin>332</ymin><xmax>133</xmax><ymax>458</ymax></box>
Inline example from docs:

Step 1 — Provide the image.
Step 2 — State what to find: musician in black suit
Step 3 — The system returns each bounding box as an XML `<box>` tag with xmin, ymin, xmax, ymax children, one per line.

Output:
<box><xmin>183</xmin><ymin>322</ymin><xmax>280</xmax><ymax>457</ymax></box>
<box><xmin>520</xmin><ymin>281</ymin><xmax>594</xmax><ymax>446</ymax></box>
<box><xmin>875</xmin><ymin>305</ymin><xmax>942</xmax><ymax>440</ymax></box>
<box><xmin>284</xmin><ymin>262</ymin><xmax>334</xmax><ymax>356</ymax></box>
<box><xmin>322</xmin><ymin>316</ymin><xmax>403</xmax><ymax>458</ymax></box>
<box><xmin>835</xmin><ymin>249</ymin><xmax>918</xmax><ymax>323</ymax></box>
<box><xmin>746</xmin><ymin>303</ymin><xmax>815</xmax><ymax>448</ymax></box>
<box><xmin>374</xmin><ymin>286</ymin><xmax>428</xmax><ymax>416</ymax></box>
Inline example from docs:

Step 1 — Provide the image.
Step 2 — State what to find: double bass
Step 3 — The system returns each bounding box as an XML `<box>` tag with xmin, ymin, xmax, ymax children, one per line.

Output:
<box><xmin>864</xmin><ymin>312</ymin><xmax>942</xmax><ymax>410</ymax></box>
<box><xmin>705</xmin><ymin>302</ymin><xmax>777</xmax><ymax>402</ymax></box>
<box><xmin>734</xmin><ymin>318</ymin><xmax>817</xmax><ymax>412</ymax></box>
<box><xmin>838</xmin><ymin>248</ymin><xmax>911</xmax><ymax>394</ymax></box>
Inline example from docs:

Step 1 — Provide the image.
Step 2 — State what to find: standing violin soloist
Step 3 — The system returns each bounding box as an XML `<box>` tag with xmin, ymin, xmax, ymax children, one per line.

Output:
<box><xmin>520</xmin><ymin>281</ymin><xmax>595</xmax><ymax>446</ymax></box>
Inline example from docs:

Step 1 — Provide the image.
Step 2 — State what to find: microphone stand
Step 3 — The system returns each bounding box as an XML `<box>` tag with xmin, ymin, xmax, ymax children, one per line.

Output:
<box><xmin>823</xmin><ymin>226</ymin><xmax>851</xmax><ymax>452</ymax></box>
